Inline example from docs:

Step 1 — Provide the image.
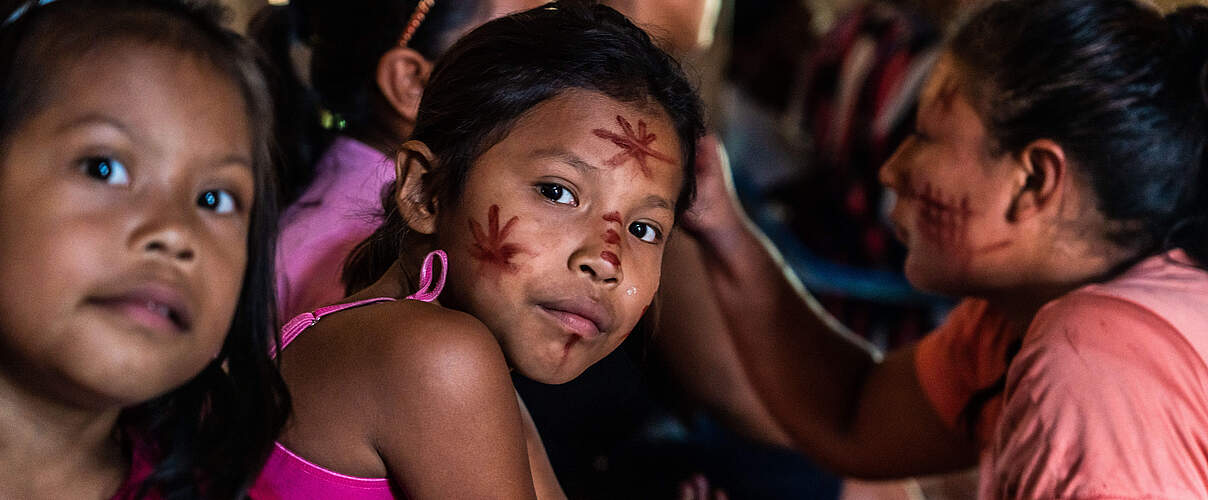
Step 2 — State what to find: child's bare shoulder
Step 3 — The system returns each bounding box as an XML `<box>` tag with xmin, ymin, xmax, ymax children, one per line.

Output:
<box><xmin>357</xmin><ymin>299</ymin><xmax>512</xmax><ymax>397</ymax></box>
<box><xmin>351</xmin><ymin>300</ymin><xmax>521</xmax><ymax>450</ymax></box>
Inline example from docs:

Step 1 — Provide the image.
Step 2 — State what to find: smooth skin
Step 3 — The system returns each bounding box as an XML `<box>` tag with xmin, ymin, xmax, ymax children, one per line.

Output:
<box><xmin>0</xmin><ymin>44</ymin><xmax>255</xmax><ymax>499</ymax></box>
<box><xmin>276</xmin><ymin>89</ymin><xmax>686</xmax><ymax>498</ymax></box>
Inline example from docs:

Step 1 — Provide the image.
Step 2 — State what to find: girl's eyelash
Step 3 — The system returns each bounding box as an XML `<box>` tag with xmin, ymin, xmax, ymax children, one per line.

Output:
<box><xmin>535</xmin><ymin>182</ymin><xmax>578</xmax><ymax>206</ymax></box>
<box><xmin>78</xmin><ymin>155</ymin><xmax>131</xmax><ymax>186</ymax></box>
<box><xmin>197</xmin><ymin>188</ymin><xmax>243</xmax><ymax>215</ymax></box>
<box><xmin>628</xmin><ymin>221</ymin><xmax>663</xmax><ymax>244</ymax></box>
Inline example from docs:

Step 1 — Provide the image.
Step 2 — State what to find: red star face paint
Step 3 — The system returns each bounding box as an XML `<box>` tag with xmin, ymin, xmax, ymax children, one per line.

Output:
<box><xmin>468</xmin><ymin>204</ymin><xmax>525</xmax><ymax>272</ymax></box>
<box><xmin>592</xmin><ymin>115</ymin><xmax>675</xmax><ymax>178</ymax></box>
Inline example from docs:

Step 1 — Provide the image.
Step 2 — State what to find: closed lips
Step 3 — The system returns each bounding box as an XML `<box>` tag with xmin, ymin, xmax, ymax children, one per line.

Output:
<box><xmin>89</xmin><ymin>284</ymin><xmax>193</xmax><ymax>332</ymax></box>
<box><xmin>538</xmin><ymin>298</ymin><xmax>613</xmax><ymax>339</ymax></box>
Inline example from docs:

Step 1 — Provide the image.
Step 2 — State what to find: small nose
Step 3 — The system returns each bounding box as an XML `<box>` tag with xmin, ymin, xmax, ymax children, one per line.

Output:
<box><xmin>133</xmin><ymin>202</ymin><xmax>197</xmax><ymax>263</ymax></box>
<box><xmin>570</xmin><ymin>246</ymin><xmax>622</xmax><ymax>286</ymax></box>
<box><xmin>144</xmin><ymin>235</ymin><xmax>195</xmax><ymax>261</ymax></box>
<box><xmin>878</xmin><ymin>143</ymin><xmax>907</xmax><ymax>190</ymax></box>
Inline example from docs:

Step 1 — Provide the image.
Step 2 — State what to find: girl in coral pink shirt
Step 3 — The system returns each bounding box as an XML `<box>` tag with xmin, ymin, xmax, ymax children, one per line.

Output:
<box><xmin>681</xmin><ymin>0</ymin><xmax>1208</xmax><ymax>497</ymax></box>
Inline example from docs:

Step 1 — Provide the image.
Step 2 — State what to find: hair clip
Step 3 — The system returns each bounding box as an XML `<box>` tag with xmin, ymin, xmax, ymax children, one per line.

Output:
<box><xmin>3</xmin><ymin>0</ymin><xmax>57</xmax><ymax>27</ymax></box>
<box><xmin>319</xmin><ymin>108</ymin><xmax>347</xmax><ymax>131</ymax></box>
<box><xmin>397</xmin><ymin>0</ymin><xmax>435</xmax><ymax>48</ymax></box>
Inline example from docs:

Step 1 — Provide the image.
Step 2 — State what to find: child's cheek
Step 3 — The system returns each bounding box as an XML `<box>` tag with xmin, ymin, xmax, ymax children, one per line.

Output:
<box><xmin>466</xmin><ymin>204</ymin><xmax>529</xmax><ymax>274</ymax></box>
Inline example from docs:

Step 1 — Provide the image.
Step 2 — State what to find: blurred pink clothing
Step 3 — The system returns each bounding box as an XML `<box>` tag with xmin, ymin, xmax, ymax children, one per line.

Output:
<box><xmin>276</xmin><ymin>137</ymin><xmax>394</xmax><ymax>320</ymax></box>
<box><xmin>110</xmin><ymin>438</ymin><xmax>158</xmax><ymax>500</ymax></box>
<box><xmin>916</xmin><ymin>249</ymin><xmax>1208</xmax><ymax>499</ymax></box>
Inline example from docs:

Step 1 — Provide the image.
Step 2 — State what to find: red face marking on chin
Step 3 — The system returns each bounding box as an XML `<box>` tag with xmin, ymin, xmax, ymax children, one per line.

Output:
<box><xmin>600</xmin><ymin>250</ymin><xmax>621</xmax><ymax>267</ymax></box>
<box><xmin>469</xmin><ymin>204</ymin><xmax>524</xmax><ymax>272</ymax></box>
<box><xmin>592</xmin><ymin>115</ymin><xmax>675</xmax><ymax>178</ymax></box>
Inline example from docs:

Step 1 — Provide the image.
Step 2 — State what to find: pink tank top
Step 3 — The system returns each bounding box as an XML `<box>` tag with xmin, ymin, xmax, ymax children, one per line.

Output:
<box><xmin>250</xmin><ymin>251</ymin><xmax>446</xmax><ymax>500</ymax></box>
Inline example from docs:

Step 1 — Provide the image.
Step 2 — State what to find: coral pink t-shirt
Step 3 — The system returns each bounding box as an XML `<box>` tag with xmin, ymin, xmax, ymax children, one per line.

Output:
<box><xmin>915</xmin><ymin>249</ymin><xmax>1208</xmax><ymax>499</ymax></box>
<box><xmin>276</xmin><ymin>137</ymin><xmax>394</xmax><ymax>321</ymax></box>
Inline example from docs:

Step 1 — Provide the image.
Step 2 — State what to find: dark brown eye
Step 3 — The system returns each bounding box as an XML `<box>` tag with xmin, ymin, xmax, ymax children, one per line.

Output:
<box><xmin>537</xmin><ymin>183</ymin><xmax>577</xmax><ymax>205</ymax></box>
<box><xmin>197</xmin><ymin>189</ymin><xmax>237</xmax><ymax>214</ymax></box>
<box><xmin>628</xmin><ymin>222</ymin><xmax>659</xmax><ymax>243</ymax></box>
<box><xmin>81</xmin><ymin>157</ymin><xmax>129</xmax><ymax>185</ymax></box>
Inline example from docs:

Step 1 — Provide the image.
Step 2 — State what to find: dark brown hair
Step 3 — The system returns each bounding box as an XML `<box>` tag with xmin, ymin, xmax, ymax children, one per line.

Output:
<box><xmin>952</xmin><ymin>0</ymin><xmax>1208</xmax><ymax>267</ymax></box>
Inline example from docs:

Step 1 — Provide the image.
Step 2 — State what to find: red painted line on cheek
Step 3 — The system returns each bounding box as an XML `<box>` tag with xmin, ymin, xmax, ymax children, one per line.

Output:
<box><xmin>975</xmin><ymin>239</ymin><xmax>1012</xmax><ymax>254</ymax></box>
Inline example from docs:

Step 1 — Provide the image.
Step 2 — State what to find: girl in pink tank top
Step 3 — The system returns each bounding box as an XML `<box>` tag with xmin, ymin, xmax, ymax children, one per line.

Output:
<box><xmin>253</xmin><ymin>3</ymin><xmax>706</xmax><ymax>499</ymax></box>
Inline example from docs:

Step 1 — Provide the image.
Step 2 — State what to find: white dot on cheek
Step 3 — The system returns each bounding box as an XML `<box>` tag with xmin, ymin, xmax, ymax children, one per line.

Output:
<box><xmin>626</xmin><ymin>287</ymin><xmax>637</xmax><ymax>296</ymax></box>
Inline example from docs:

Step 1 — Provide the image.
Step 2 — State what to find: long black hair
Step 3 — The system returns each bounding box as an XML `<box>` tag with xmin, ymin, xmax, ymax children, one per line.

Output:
<box><xmin>948</xmin><ymin>0</ymin><xmax>1208</xmax><ymax>435</ymax></box>
<box><xmin>249</xmin><ymin>0</ymin><xmax>486</xmax><ymax>206</ymax></box>
<box><xmin>0</xmin><ymin>1</ymin><xmax>289</xmax><ymax>498</ymax></box>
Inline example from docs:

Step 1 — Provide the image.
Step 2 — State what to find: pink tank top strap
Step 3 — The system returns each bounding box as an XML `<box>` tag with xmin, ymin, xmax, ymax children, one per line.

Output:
<box><xmin>404</xmin><ymin>249</ymin><xmax>447</xmax><ymax>302</ymax></box>
<box><xmin>275</xmin><ymin>250</ymin><xmax>447</xmax><ymax>357</ymax></box>
<box><xmin>278</xmin><ymin>296</ymin><xmax>397</xmax><ymax>354</ymax></box>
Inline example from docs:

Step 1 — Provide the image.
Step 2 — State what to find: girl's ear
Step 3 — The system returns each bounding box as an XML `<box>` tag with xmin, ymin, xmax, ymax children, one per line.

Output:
<box><xmin>395</xmin><ymin>140</ymin><xmax>439</xmax><ymax>234</ymax></box>
<box><xmin>1008</xmin><ymin>138</ymin><xmax>1066</xmax><ymax>222</ymax></box>
<box><xmin>376</xmin><ymin>47</ymin><xmax>433</xmax><ymax>123</ymax></box>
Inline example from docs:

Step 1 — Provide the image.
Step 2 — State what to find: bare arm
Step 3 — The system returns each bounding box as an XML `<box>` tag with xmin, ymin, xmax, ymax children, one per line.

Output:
<box><xmin>517</xmin><ymin>394</ymin><xmax>567</xmax><ymax>500</ymax></box>
<box><xmin>678</xmin><ymin>136</ymin><xmax>976</xmax><ymax>477</ymax></box>
<box><xmin>656</xmin><ymin>231</ymin><xmax>795</xmax><ymax>448</ymax></box>
<box><xmin>373</xmin><ymin>308</ymin><xmax>539</xmax><ymax>499</ymax></box>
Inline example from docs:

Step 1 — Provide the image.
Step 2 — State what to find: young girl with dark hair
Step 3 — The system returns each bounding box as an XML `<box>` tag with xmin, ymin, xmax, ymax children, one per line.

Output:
<box><xmin>0</xmin><ymin>0</ymin><xmax>288</xmax><ymax>498</ymax></box>
<box><xmin>254</xmin><ymin>0</ymin><xmax>541</xmax><ymax>321</ymax></box>
<box><xmin>682</xmin><ymin>0</ymin><xmax>1208</xmax><ymax>496</ymax></box>
<box><xmin>251</xmin><ymin>2</ymin><xmax>704</xmax><ymax>498</ymax></box>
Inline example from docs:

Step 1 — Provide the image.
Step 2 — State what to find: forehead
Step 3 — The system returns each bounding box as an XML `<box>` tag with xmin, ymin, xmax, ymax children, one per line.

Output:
<box><xmin>475</xmin><ymin>88</ymin><xmax>685</xmax><ymax>205</ymax></box>
<box><xmin>918</xmin><ymin>56</ymin><xmax>965</xmax><ymax>125</ymax></box>
<box><xmin>916</xmin><ymin>54</ymin><xmax>991</xmax><ymax>141</ymax></box>
<box><xmin>36</xmin><ymin>43</ymin><xmax>252</xmax><ymax>157</ymax></box>
<box><xmin>508</xmin><ymin>89</ymin><xmax>683</xmax><ymax>159</ymax></box>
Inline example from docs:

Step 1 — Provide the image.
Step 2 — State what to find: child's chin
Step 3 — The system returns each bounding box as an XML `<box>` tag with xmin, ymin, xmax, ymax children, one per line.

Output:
<box><xmin>511</xmin><ymin>354</ymin><xmax>589</xmax><ymax>385</ymax></box>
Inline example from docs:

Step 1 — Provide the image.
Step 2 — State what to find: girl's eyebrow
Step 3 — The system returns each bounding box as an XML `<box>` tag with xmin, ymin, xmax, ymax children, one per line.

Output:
<box><xmin>55</xmin><ymin>113</ymin><xmax>133</xmax><ymax>137</ymax></box>
<box><xmin>531</xmin><ymin>148</ymin><xmax>602</xmax><ymax>174</ymax></box>
<box><xmin>212</xmin><ymin>154</ymin><xmax>254</xmax><ymax>171</ymax></box>
<box><xmin>57</xmin><ymin>112</ymin><xmax>253</xmax><ymax>171</ymax></box>
<box><xmin>641</xmin><ymin>194</ymin><xmax>673</xmax><ymax>212</ymax></box>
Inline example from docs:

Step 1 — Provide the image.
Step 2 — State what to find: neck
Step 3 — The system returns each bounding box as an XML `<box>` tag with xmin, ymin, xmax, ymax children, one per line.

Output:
<box><xmin>353</xmin><ymin>254</ymin><xmax>427</xmax><ymax>303</ymax></box>
<box><xmin>983</xmin><ymin>239</ymin><xmax>1143</xmax><ymax>328</ymax></box>
<box><xmin>0</xmin><ymin>369</ymin><xmax>125</xmax><ymax>496</ymax></box>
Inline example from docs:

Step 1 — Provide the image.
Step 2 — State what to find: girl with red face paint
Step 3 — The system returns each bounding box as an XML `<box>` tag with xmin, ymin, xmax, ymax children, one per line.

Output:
<box><xmin>250</xmin><ymin>0</ymin><xmax>544</xmax><ymax>323</ymax></box>
<box><xmin>682</xmin><ymin>0</ymin><xmax>1208</xmax><ymax>497</ymax></box>
<box><xmin>252</xmin><ymin>3</ymin><xmax>705</xmax><ymax>499</ymax></box>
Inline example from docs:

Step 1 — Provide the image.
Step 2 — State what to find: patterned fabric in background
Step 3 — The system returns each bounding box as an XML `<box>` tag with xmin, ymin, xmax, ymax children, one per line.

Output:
<box><xmin>779</xmin><ymin>2</ymin><xmax>945</xmax><ymax>348</ymax></box>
